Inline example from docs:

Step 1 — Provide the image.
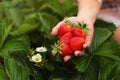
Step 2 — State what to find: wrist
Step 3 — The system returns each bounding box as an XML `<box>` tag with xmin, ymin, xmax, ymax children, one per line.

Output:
<box><xmin>77</xmin><ymin>0</ymin><xmax>101</xmax><ymax>23</ymax></box>
<box><xmin>98</xmin><ymin>0</ymin><xmax>103</xmax><ymax>5</ymax></box>
<box><xmin>77</xmin><ymin>14</ymin><xmax>96</xmax><ymax>24</ymax></box>
<box><xmin>77</xmin><ymin>0</ymin><xmax>102</xmax><ymax>5</ymax></box>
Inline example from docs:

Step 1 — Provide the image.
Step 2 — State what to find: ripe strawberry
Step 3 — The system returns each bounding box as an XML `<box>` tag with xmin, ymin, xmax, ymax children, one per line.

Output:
<box><xmin>70</xmin><ymin>37</ymin><xmax>85</xmax><ymax>51</ymax></box>
<box><xmin>52</xmin><ymin>41</ymin><xmax>73</xmax><ymax>57</ymax></box>
<box><xmin>58</xmin><ymin>23</ymin><xmax>72</xmax><ymax>36</ymax></box>
<box><xmin>73</xmin><ymin>28</ymin><xmax>86</xmax><ymax>39</ymax></box>
<box><xmin>60</xmin><ymin>43</ymin><xmax>73</xmax><ymax>57</ymax></box>
<box><xmin>59</xmin><ymin>32</ymin><xmax>73</xmax><ymax>44</ymax></box>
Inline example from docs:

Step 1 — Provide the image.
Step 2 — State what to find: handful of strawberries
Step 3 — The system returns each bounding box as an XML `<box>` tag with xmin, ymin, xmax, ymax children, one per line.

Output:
<box><xmin>52</xmin><ymin>20</ymin><xmax>88</xmax><ymax>58</ymax></box>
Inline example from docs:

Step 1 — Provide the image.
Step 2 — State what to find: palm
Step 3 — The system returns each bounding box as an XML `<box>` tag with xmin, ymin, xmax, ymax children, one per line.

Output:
<box><xmin>51</xmin><ymin>17</ymin><xmax>94</xmax><ymax>62</ymax></box>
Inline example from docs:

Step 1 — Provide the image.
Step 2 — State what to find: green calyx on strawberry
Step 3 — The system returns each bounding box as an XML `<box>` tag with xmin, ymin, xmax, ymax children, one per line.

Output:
<box><xmin>52</xmin><ymin>41</ymin><xmax>63</xmax><ymax>56</ymax></box>
<box><xmin>77</xmin><ymin>21</ymin><xmax>90</xmax><ymax>34</ymax></box>
<box><xmin>52</xmin><ymin>41</ymin><xmax>73</xmax><ymax>57</ymax></box>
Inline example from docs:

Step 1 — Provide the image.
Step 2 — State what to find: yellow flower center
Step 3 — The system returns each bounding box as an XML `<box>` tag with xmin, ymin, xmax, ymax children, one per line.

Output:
<box><xmin>35</xmin><ymin>56</ymin><xmax>40</xmax><ymax>62</ymax></box>
<box><xmin>39</xmin><ymin>48</ymin><xmax>43</xmax><ymax>52</ymax></box>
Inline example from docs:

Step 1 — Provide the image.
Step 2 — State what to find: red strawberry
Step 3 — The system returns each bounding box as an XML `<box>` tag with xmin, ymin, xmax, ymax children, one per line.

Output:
<box><xmin>73</xmin><ymin>28</ymin><xmax>86</xmax><ymax>39</ymax></box>
<box><xmin>58</xmin><ymin>23</ymin><xmax>72</xmax><ymax>36</ymax></box>
<box><xmin>70</xmin><ymin>37</ymin><xmax>85</xmax><ymax>51</ymax></box>
<box><xmin>59</xmin><ymin>32</ymin><xmax>73</xmax><ymax>44</ymax></box>
<box><xmin>60</xmin><ymin>43</ymin><xmax>73</xmax><ymax>57</ymax></box>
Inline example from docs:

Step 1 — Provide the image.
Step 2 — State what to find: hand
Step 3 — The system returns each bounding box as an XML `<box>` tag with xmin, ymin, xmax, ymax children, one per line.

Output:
<box><xmin>51</xmin><ymin>17</ymin><xmax>94</xmax><ymax>62</ymax></box>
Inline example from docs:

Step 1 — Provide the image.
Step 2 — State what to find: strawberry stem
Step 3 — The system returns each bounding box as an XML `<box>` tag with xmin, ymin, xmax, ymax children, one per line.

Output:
<box><xmin>52</xmin><ymin>41</ymin><xmax>62</xmax><ymax>55</ymax></box>
<box><xmin>78</xmin><ymin>21</ymin><xmax>90</xmax><ymax>34</ymax></box>
<box><xmin>78</xmin><ymin>21</ymin><xmax>87</xmax><ymax>29</ymax></box>
<box><xmin>65</xmin><ymin>20</ymin><xmax>73</xmax><ymax>26</ymax></box>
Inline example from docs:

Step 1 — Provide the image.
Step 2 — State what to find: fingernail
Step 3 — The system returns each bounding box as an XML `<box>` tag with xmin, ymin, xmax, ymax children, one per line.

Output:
<box><xmin>83</xmin><ymin>44</ymin><xmax>87</xmax><ymax>48</ymax></box>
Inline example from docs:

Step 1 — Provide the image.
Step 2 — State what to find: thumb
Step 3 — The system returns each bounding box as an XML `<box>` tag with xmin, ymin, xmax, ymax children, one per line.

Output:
<box><xmin>83</xmin><ymin>26</ymin><xmax>94</xmax><ymax>48</ymax></box>
<box><xmin>51</xmin><ymin>21</ymin><xmax>64</xmax><ymax>36</ymax></box>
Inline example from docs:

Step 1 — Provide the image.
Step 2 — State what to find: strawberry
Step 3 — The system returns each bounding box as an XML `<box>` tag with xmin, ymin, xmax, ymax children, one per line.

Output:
<box><xmin>59</xmin><ymin>32</ymin><xmax>73</xmax><ymax>44</ymax></box>
<box><xmin>70</xmin><ymin>37</ymin><xmax>85</xmax><ymax>51</ymax></box>
<box><xmin>73</xmin><ymin>28</ymin><xmax>86</xmax><ymax>39</ymax></box>
<box><xmin>60</xmin><ymin>43</ymin><xmax>73</xmax><ymax>57</ymax></box>
<box><xmin>52</xmin><ymin>41</ymin><xmax>73</xmax><ymax>57</ymax></box>
<box><xmin>58</xmin><ymin>23</ymin><xmax>72</xmax><ymax>36</ymax></box>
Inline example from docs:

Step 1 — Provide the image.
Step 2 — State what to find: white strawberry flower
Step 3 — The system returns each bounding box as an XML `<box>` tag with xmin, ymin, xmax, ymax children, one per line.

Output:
<box><xmin>32</xmin><ymin>54</ymin><xmax>42</xmax><ymax>63</ymax></box>
<box><xmin>35</xmin><ymin>47</ymin><xmax>47</xmax><ymax>52</ymax></box>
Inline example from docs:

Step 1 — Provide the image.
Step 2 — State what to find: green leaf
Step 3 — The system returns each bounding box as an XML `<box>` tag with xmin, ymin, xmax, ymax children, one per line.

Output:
<box><xmin>33</xmin><ymin>70</ymin><xmax>44</xmax><ymax>80</ymax></box>
<box><xmin>11</xmin><ymin>23</ymin><xmax>38</xmax><ymax>36</ymax></box>
<box><xmin>99</xmin><ymin>58</ymin><xmax>120</xmax><ymax>80</ymax></box>
<box><xmin>49</xmin><ymin>68</ymin><xmax>82</xmax><ymax>80</ymax></box>
<box><xmin>48</xmin><ymin>0</ymin><xmax>64</xmax><ymax>17</ymax></box>
<box><xmin>10</xmin><ymin>17</ymin><xmax>39</xmax><ymax>36</ymax></box>
<box><xmin>2</xmin><ymin>1</ymin><xmax>24</xmax><ymax>26</ymax></box>
<box><xmin>113</xmin><ymin>69</ymin><xmax>120</xmax><ymax>80</ymax></box>
<box><xmin>10</xmin><ymin>51</ymin><xmax>45</xmax><ymax>80</ymax></box>
<box><xmin>65</xmin><ymin>5</ymin><xmax>77</xmax><ymax>17</ymax></box>
<box><xmin>0</xmin><ymin>20</ymin><xmax>13</xmax><ymax>49</ymax></box>
<box><xmin>95</xmin><ymin>41</ymin><xmax>120</xmax><ymax>61</ymax></box>
<box><xmin>63</xmin><ymin>0</ymin><xmax>77</xmax><ymax>17</ymax></box>
<box><xmin>38</xmin><ymin>12</ymin><xmax>58</xmax><ymax>39</ymax></box>
<box><xmin>70</xmin><ymin>72</ymin><xmax>82</xmax><ymax>80</ymax></box>
<box><xmin>88</xmin><ymin>28</ymin><xmax>112</xmax><ymax>53</ymax></box>
<box><xmin>4</xmin><ymin>57</ymin><xmax>29</xmax><ymax>80</ymax></box>
<box><xmin>63</xmin><ymin>0</ymin><xmax>74</xmax><ymax>12</ymax></box>
<box><xmin>25</xmin><ymin>0</ymin><xmax>50</xmax><ymax>11</ymax></box>
<box><xmin>46</xmin><ymin>63</ymin><xmax>55</xmax><ymax>72</ymax></box>
<box><xmin>48</xmin><ymin>0</ymin><xmax>77</xmax><ymax>18</ymax></box>
<box><xmin>95</xmin><ymin>19</ymin><xmax>116</xmax><ymax>32</ymax></box>
<box><xmin>50</xmin><ymin>71</ymin><xmax>82</xmax><ymax>80</ymax></box>
<box><xmin>52</xmin><ymin>78</ymin><xmax>64</xmax><ymax>80</ymax></box>
<box><xmin>0</xmin><ymin>35</ymin><xmax>30</xmax><ymax>57</ymax></box>
<box><xmin>0</xmin><ymin>3</ymin><xmax>4</xmax><ymax>20</ymax></box>
<box><xmin>81</xmin><ymin>59</ymin><xmax>99</xmax><ymax>80</ymax></box>
<box><xmin>0</xmin><ymin>68</ymin><xmax>9</xmax><ymax>80</ymax></box>
<box><xmin>7</xmin><ymin>8</ymin><xmax>24</xmax><ymax>26</ymax></box>
<box><xmin>72</xmin><ymin>55</ymin><xmax>92</xmax><ymax>72</ymax></box>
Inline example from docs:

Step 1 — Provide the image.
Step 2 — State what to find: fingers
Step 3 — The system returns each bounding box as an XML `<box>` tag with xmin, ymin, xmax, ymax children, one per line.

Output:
<box><xmin>83</xmin><ymin>26</ymin><xmax>94</xmax><ymax>48</ymax></box>
<box><xmin>51</xmin><ymin>21</ymin><xmax>64</xmax><ymax>36</ymax></box>
<box><xmin>74</xmin><ymin>50</ymin><xmax>84</xmax><ymax>56</ymax></box>
<box><xmin>54</xmin><ymin>51</ymin><xmax>84</xmax><ymax>62</ymax></box>
<box><xmin>51</xmin><ymin>17</ymin><xmax>81</xmax><ymax>36</ymax></box>
<box><xmin>63</xmin><ymin>55</ymin><xmax>72</xmax><ymax>62</ymax></box>
<box><xmin>63</xmin><ymin>51</ymin><xmax>84</xmax><ymax>62</ymax></box>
